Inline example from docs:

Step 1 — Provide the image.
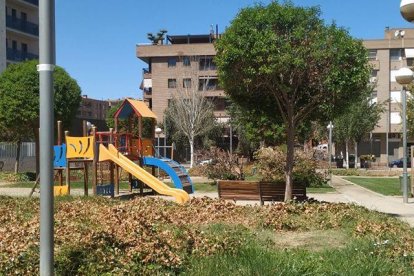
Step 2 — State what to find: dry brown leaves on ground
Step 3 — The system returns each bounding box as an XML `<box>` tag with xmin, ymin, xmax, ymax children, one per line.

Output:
<box><xmin>0</xmin><ymin>196</ymin><xmax>413</xmax><ymax>274</ymax></box>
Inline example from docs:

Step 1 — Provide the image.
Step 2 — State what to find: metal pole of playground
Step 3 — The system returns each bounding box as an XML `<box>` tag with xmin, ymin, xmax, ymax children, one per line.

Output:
<box><xmin>38</xmin><ymin>0</ymin><xmax>55</xmax><ymax>274</ymax></box>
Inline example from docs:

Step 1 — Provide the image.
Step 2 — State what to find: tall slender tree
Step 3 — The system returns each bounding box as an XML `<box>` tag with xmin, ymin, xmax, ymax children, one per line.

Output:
<box><xmin>165</xmin><ymin>56</ymin><xmax>217</xmax><ymax>167</ymax></box>
<box><xmin>333</xmin><ymin>87</ymin><xmax>385</xmax><ymax>168</ymax></box>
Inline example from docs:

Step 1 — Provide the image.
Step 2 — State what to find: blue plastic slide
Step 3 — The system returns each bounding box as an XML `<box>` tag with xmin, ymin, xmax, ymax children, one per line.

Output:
<box><xmin>142</xmin><ymin>157</ymin><xmax>194</xmax><ymax>194</ymax></box>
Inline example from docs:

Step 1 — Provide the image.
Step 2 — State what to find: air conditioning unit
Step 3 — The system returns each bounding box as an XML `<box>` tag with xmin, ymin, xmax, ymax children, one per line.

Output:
<box><xmin>370</xmin><ymin>77</ymin><xmax>377</xmax><ymax>83</ymax></box>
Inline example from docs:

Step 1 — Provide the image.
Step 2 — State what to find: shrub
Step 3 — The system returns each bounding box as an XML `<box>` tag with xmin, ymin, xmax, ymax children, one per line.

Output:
<box><xmin>254</xmin><ymin>147</ymin><xmax>326</xmax><ymax>187</ymax></box>
<box><xmin>204</xmin><ymin>148</ymin><xmax>245</xmax><ymax>181</ymax></box>
<box><xmin>0</xmin><ymin>172</ymin><xmax>31</xmax><ymax>183</ymax></box>
<box><xmin>188</xmin><ymin>165</ymin><xmax>208</xmax><ymax>177</ymax></box>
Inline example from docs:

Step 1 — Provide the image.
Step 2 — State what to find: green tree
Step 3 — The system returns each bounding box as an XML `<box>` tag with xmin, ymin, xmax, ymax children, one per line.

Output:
<box><xmin>0</xmin><ymin>60</ymin><xmax>82</xmax><ymax>173</ymax></box>
<box><xmin>333</xmin><ymin>87</ymin><xmax>384</xmax><ymax>168</ymax></box>
<box><xmin>147</xmin><ymin>29</ymin><xmax>168</xmax><ymax>45</ymax></box>
<box><xmin>215</xmin><ymin>2</ymin><xmax>370</xmax><ymax>200</ymax></box>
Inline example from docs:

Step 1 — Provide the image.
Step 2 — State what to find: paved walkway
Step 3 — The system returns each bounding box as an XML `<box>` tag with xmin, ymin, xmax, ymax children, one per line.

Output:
<box><xmin>328</xmin><ymin>175</ymin><xmax>414</xmax><ymax>226</ymax></box>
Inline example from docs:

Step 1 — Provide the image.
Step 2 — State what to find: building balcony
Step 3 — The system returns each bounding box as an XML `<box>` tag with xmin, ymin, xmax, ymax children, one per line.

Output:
<box><xmin>6</xmin><ymin>15</ymin><xmax>39</xmax><ymax>36</ymax></box>
<box><xmin>7</xmin><ymin>48</ymin><xmax>39</xmax><ymax>62</ymax></box>
<box><xmin>22</xmin><ymin>0</ymin><xmax>39</xmax><ymax>6</ymax></box>
<box><xmin>142</xmin><ymin>68</ymin><xmax>151</xmax><ymax>78</ymax></box>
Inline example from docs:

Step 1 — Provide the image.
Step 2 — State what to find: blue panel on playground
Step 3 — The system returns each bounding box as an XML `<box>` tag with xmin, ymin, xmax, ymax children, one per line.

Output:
<box><xmin>97</xmin><ymin>184</ymin><xmax>114</xmax><ymax>197</ymax></box>
<box><xmin>142</xmin><ymin>157</ymin><xmax>194</xmax><ymax>194</ymax></box>
<box><xmin>53</xmin><ymin>144</ymin><xmax>67</xmax><ymax>168</ymax></box>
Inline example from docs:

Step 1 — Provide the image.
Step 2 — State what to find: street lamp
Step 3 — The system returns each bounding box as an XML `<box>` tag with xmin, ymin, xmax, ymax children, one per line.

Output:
<box><xmin>155</xmin><ymin>127</ymin><xmax>162</xmax><ymax>158</ymax></box>
<box><xmin>401</xmin><ymin>0</ymin><xmax>414</xmax><ymax>22</ymax></box>
<box><xmin>327</xmin><ymin>122</ymin><xmax>334</xmax><ymax>184</ymax></box>
<box><xmin>395</xmin><ymin>67</ymin><xmax>414</xmax><ymax>203</ymax></box>
<box><xmin>399</xmin><ymin>0</ymin><xmax>414</xmax><ymax>203</ymax></box>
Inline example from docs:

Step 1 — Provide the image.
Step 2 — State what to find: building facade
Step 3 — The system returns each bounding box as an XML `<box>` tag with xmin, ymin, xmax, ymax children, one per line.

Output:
<box><xmin>363</xmin><ymin>27</ymin><xmax>414</xmax><ymax>164</ymax></box>
<box><xmin>136</xmin><ymin>34</ymin><xmax>228</xmax><ymax>124</ymax></box>
<box><xmin>0</xmin><ymin>0</ymin><xmax>39</xmax><ymax>73</ymax></box>
<box><xmin>70</xmin><ymin>95</ymin><xmax>111</xmax><ymax>136</ymax></box>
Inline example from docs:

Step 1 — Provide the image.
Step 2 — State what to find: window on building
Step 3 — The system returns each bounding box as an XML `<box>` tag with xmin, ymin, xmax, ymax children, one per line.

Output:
<box><xmin>183</xmin><ymin>78</ymin><xmax>192</xmax><ymax>88</ymax></box>
<box><xmin>370</xmin><ymin>91</ymin><xmax>378</xmax><ymax>104</ymax></box>
<box><xmin>21</xmin><ymin>12</ymin><xmax>27</xmax><ymax>22</ymax></box>
<box><xmin>390</xmin><ymin>49</ymin><xmax>403</xmax><ymax>61</ymax></box>
<box><xmin>391</xmin><ymin>112</ymin><xmax>402</xmax><ymax>124</ymax></box>
<box><xmin>168</xmin><ymin>57</ymin><xmax>176</xmax><ymax>68</ymax></box>
<box><xmin>183</xmin><ymin>56</ymin><xmax>191</xmax><ymax>66</ymax></box>
<box><xmin>199</xmin><ymin>57</ymin><xmax>216</xmax><ymax>70</ymax></box>
<box><xmin>370</xmin><ymin>70</ymin><xmax>378</xmax><ymax>83</ymax></box>
<box><xmin>391</xmin><ymin>91</ymin><xmax>401</xmax><ymax>103</ymax></box>
<box><xmin>21</xmin><ymin>43</ymin><xmax>27</xmax><ymax>53</ymax></box>
<box><xmin>11</xmin><ymin>9</ymin><xmax>16</xmax><ymax>18</ymax></box>
<box><xmin>368</xmin><ymin>50</ymin><xmax>377</xmax><ymax>60</ymax></box>
<box><xmin>198</xmin><ymin>78</ymin><xmax>219</xmax><ymax>91</ymax></box>
<box><xmin>168</xmin><ymin>78</ymin><xmax>177</xmax><ymax>88</ymax></box>
<box><xmin>12</xmin><ymin>40</ymin><xmax>17</xmax><ymax>50</ymax></box>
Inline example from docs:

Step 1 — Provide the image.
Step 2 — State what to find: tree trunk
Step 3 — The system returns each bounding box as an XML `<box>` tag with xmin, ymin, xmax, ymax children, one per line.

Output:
<box><xmin>284</xmin><ymin>118</ymin><xmax>295</xmax><ymax>201</ymax></box>
<box><xmin>354</xmin><ymin>140</ymin><xmax>358</xmax><ymax>169</ymax></box>
<box><xmin>189</xmin><ymin>139</ymin><xmax>194</xmax><ymax>168</ymax></box>
<box><xmin>14</xmin><ymin>140</ymin><xmax>21</xmax><ymax>173</ymax></box>
<box><xmin>345</xmin><ymin>139</ymin><xmax>349</xmax><ymax>169</ymax></box>
<box><xmin>34</xmin><ymin>128</ymin><xmax>39</xmax><ymax>177</ymax></box>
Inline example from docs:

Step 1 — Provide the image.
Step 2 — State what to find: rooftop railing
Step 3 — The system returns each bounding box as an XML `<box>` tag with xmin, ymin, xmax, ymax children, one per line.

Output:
<box><xmin>22</xmin><ymin>0</ymin><xmax>39</xmax><ymax>6</ymax></box>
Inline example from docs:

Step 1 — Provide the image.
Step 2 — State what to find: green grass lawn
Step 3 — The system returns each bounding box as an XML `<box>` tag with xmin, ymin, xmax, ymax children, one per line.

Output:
<box><xmin>307</xmin><ymin>184</ymin><xmax>335</xmax><ymax>193</ymax></box>
<box><xmin>344</xmin><ymin>177</ymin><xmax>401</xmax><ymax>196</ymax></box>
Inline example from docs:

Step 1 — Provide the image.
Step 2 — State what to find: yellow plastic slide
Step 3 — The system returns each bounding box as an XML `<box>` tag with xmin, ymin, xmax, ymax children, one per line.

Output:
<box><xmin>99</xmin><ymin>144</ymin><xmax>190</xmax><ymax>204</ymax></box>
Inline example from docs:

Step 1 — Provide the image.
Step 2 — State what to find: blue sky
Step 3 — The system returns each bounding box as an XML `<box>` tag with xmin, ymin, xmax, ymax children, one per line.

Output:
<box><xmin>55</xmin><ymin>0</ymin><xmax>413</xmax><ymax>100</ymax></box>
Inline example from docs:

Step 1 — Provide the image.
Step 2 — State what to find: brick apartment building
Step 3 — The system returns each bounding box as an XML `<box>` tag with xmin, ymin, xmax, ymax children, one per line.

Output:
<box><xmin>0</xmin><ymin>0</ymin><xmax>39</xmax><ymax>73</ymax></box>
<box><xmin>136</xmin><ymin>33</ymin><xmax>228</xmax><ymax>124</ymax></box>
<box><xmin>362</xmin><ymin>27</ymin><xmax>414</xmax><ymax>164</ymax></box>
<box><xmin>69</xmin><ymin>95</ymin><xmax>113</xmax><ymax>136</ymax></box>
<box><xmin>137</xmin><ymin>28</ymin><xmax>414</xmax><ymax>164</ymax></box>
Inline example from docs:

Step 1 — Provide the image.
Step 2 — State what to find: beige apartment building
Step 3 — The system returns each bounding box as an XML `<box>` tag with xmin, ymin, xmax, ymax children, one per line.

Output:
<box><xmin>363</xmin><ymin>27</ymin><xmax>414</xmax><ymax>164</ymax></box>
<box><xmin>0</xmin><ymin>0</ymin><xmax>39</xmax><ymax>73</ymax></box>
<box><xmin>137</xmin><ymin>29</ymin><xmax>414</xmax><ymax>164</ymax></box>
<box><xmin>136</xmin><ymin>34</ymin><xmax>228</xmax><ymax>124</ymax></box>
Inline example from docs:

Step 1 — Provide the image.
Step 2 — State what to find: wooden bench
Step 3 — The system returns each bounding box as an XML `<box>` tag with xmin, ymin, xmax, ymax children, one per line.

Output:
<box><xmin>218</xmin><ymin>180</ymin><xmax>307</xmax><ymax>205</ymax></box>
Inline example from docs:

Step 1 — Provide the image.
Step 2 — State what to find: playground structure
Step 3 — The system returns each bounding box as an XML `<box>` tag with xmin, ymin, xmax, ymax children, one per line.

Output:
<box><xmin>42</xmin><ymin>99</ymin><xmax>193</xmax><ymax>203</ymax></box>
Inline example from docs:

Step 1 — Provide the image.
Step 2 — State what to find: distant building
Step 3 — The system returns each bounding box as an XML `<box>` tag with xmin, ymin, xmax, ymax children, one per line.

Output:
<box><xmin>362</xmin><ymin>27</ymin><xmax>414</xmax><ymax>164</ymax></box>
<box><xmin>136</xmin><ymin>33</ymin><xmax>228</xmax><ymax>124</ymax></box>
<box><xmin>70</xmin><ymin>95</ymin><xmax>111</xmax><ymax>136</ymax></box>
<box><xmin>0</xmin><ymin>0</ymin><xmax>39</xmax><ymax>73</ymax></box>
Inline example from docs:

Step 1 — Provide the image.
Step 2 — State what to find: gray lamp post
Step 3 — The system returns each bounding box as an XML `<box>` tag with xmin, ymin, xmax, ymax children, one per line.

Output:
<box><xmin>38</xmin><ymin>0</ymin><xmax>55</xmax><ymax>274</ymax></box>
<box><xmin>327</xmin><ymin>122</ymin><xmax>334</xmax><ymax>185</ymax></box>
<box><xmin>395</xmin><ymin>67</ymin><xmax>414</xmax><ymax>203</ymax></box>
<box><xmin>155</xmin><ymin>127</ymin><xmax>162</xmax><ymax>158</ymax></box>
<box><xmin>399</xmin><ymin>0</ymin><xmax>414</xmax><ymax>203</ymax></box>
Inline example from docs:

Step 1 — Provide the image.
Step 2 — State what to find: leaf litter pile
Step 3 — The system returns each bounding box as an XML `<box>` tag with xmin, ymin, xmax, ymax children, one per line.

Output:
<box><xmin>0</xmin><ymin>196</ymin><xmax>413</xmax><ymax>274</ymax></box>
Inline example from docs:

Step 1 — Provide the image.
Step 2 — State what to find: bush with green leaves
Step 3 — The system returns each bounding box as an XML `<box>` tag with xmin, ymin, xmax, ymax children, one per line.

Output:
<box><xmin>254</xmin><ymin>147</ymin><xmax>326</xmax><ymax>187</ymax></box>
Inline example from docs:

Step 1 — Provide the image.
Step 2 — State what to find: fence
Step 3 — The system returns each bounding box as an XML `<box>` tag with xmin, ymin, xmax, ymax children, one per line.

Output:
<box><xmin>0</xmin><ymin>142</ymin><xmax>36</xmax><ymax>172</ymax></box>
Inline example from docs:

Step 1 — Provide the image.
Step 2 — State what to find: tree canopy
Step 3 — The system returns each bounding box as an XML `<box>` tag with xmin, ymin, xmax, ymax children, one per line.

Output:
<box><xmin>0</xmin><ymin>60</ymin><xmax>81</xmax><ymax>173</ymax></box>
<box><xmin>215</xmin><ymin>2</ymin><xmax>370</xmax><ymax>200</ymax></box>
<box><xmin>0</xmin><ymin>60</ymin><xmax>82</xmax><ymax>141</ymax></box>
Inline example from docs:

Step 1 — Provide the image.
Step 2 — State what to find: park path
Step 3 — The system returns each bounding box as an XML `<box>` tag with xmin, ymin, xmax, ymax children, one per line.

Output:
<box><xmin>2</xmin><ymin>175</ymin><xmax>414</xmax><ymax>227</ymax></box>
<box><xmin>330</xmin><ymin>175</ymin><xmax>414</xmax><ymax>227</ymax></box>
